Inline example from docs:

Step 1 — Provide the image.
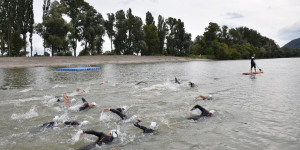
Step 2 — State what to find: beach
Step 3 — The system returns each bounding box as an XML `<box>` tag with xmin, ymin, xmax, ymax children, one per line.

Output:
<box><xmin>0</xmin><ymin>55</ymin><xmax>196</xmax><ymax>69</ymax></box>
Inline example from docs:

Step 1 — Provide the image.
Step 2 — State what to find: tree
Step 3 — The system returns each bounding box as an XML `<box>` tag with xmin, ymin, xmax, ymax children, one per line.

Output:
<box><xmin>143</xmin><ymin>24</ymin><xmax>160</xmax><ymax>55</ymax></box>
<box><xmin>61</xmin><ymin>0</ymin><xmax>86</xmax><ymax>56</ymax></box>
<box><xmin>104</xmin><ymin>13</ymin><xmax>115</xmax><ymax>52</ymax></box>
<box><xmin>125</xmin><ymin>8</ymin><xmax>134</xmax><ymax>55</ymax></box>
<box><xmin>131</xmin><ymin>16</ymin><xmax>145</xmax><ymax>55</ymax></box>
<box><xmin>36</xmin><ymin>1</ymin><xmax>72</xmax><ymax>56</ymax></box>
<box><xmin>145</xmin><ymin>11</ymin><xmax>155</xmax><ymax>25</ymax></box>
<box><xmin>75</xmin><ymin>3</ymin><xmax>105</xmax><ymax>55</ymax></box>
<box><xmin>114</xmin><ymin>10</ymin><xmax>127</xmax><ymax>55</ymax></box>
<box><xmin>157</xmin><ymin>15</ymin><xmax>168</xmax><ymax>54</ymax></box>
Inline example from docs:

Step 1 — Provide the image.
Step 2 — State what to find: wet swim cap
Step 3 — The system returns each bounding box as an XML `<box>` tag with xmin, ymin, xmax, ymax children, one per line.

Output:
<box><xmin>208</xmin><ymin>95</ymin><xmax>212</xmax><ymax>98</ymax></box>
<box><xmin>209</xmin><ymin>110</ymin><xmax>215</xmax><ymax>114</ymax></box>
<box><xmin>110</xmin><ymin>130</ymin><xmax>120</xmax><ymax>138</ymax></box>
<box><xmin>149</xmin><ymin>122</ymin><xmax>157</xmax><ymax>130</ymax></box>
<box><xmin>121</xmin><ymin>106</ymin><xmax>128</xmax><ymax>112</ymax></box>
<box><xmin>53</xmin><ymin>116</ymin><xmax>59</xmax><ymax>122</ymax></box>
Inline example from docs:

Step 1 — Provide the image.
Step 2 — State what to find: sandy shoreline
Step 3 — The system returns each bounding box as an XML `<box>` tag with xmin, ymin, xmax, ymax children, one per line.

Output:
<box><xmin>0</xmin><ymin>55</ymin><xmax>203</xmax><ymax>69</ymax></box>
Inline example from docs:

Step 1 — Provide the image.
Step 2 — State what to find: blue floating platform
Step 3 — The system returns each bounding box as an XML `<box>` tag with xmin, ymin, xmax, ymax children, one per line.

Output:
<box><xmin>56</xmin><ymin>67</ymin><xmax>100</xmax><ymax>71</ymax></box>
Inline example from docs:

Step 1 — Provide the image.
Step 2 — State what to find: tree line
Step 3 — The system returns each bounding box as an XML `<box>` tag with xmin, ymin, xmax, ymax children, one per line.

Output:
<box><xmin>0</xmin><ymin>0</ymin><xmax>299</xmax><ymax>58</ymax></box>
<box><xmin>0</xmin><ymin>0</ymin><xmax>34</xmax><ymax>56</ymax></box>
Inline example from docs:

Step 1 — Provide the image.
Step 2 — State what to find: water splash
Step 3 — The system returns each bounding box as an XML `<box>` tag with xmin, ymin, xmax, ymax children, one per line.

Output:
<box><xmin>11</xmin><ymin>107</ymin><xmax>38</xmax><ymax>120</ymax></box>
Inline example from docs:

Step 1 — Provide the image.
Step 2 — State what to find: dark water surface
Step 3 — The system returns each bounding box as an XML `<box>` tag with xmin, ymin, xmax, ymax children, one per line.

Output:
<box><xmin>0</xmin><ymin>58</ymin><xmax>299</xmax><ymax>150</ymax></box>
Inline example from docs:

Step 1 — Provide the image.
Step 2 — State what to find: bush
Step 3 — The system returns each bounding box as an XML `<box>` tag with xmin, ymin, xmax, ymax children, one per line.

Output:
<box><xmin>44</xmin><ymin>52</ymin><xmax>50</xmax><ymax>56</ymax></box>
<box><xmin>64</xmin><ymin>51</ymin><xmax>72</xmax><ymax>56</ymax></box>
<box><xmin>79</xmin><ymin>50</ymin><xmax>90</xmax><ymax>56</ymax></box>
<box><xmin>56</xmin><ymin>52</ymin><xmax>64</xmax><ymax>56</ymax></box>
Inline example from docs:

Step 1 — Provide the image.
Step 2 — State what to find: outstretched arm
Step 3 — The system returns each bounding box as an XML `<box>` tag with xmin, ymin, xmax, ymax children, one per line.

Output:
<box><xmin>190</xmin><ymin>105</ymin><xmax>210</xmax><ymax>116</ymax></box>
<box><xmin>134</xmin><ymin>120</ymin><xmax>147</xmax><ymax>132</ymax></box>
<box><xmin>83</xmin><ymin>130</ymin><xmax>104</xmax><ymax>138</ymax></box>
<box><xmin>62</xmin><ymin>94</ymin><xmax>71</xmax><ymax>104</ymax></box>
<box><xmin>109</xmin><ymin>108</ymin><xmax>127</xmax><ymax>119</ymax></box>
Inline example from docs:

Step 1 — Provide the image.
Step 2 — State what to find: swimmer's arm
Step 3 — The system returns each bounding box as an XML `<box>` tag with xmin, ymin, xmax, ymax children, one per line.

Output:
<box><xmin>84</xmin><ymin>130</ymin><xmax>104</xmax><ymax>137</ymax></box>
<box><xmin>134</xmin><ymin>121</ymin><xmax>147</xmax><ymax>131</ymax></box>
<box><xmin>110</xmin><ymin>109</ymin><xmax>126</xmax><ymax>119</ymax></box>
<box><xmin>62</xmin><ymin>94</ymin><xmax>71</xmax><ymax>104</ymax></box>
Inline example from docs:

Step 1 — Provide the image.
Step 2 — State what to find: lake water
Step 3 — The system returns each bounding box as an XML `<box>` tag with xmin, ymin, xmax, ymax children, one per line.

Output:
<box><xmin>0</xmin><ymin>58</ymin><xmax>299</xmax><ymax>150</ymax></box>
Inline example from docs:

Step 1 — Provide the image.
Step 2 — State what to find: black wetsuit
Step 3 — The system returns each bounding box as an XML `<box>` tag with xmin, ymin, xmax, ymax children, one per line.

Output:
<box><xmin>64</xmin><ymin>121</ymin><xmax>80</xmax><ymax>126</ymax></box>
<box><xmin>251</xmin><ymin>56</ymin><xmax>256</xmax><ymax>68</ymax></box>
<box><xmin>110</xmin><ymin>108</ymin><xmax>127</xmax><ymax>120</ymax></box>
<box><xmin>78</xmin><ymin>130</ymin><xmax>114</xmax><ymax>150</ymax></box>
<box><xmin>134</xmin><ymin>120</ymin><xmax>154</xmax><ymax>133</ymax></box>
<box><xmin>175</xmin><ymin>77</ymin><xmax>181</xmax><ymax>84</ymax></box>
<box><xmin>79</xmin><ymin>98</ymin><xmax>90</xmax><ymax>111</ymax></box>
<box><xmin>41</xmin><ymin>122</ymin><xmax>55</xmax><ymax>128</ymax></box>
<box><xmin>188</xmin><ymin>105</ymin><xmax>212</xmax><ymax>120</ymax></box>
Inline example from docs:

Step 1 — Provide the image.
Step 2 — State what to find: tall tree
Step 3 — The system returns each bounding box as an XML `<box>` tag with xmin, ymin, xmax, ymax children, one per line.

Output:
<box><xmin>104</xmin><ymin>13</ymin><xmax>115</xmax><ymax>52</ymax></box>
<box><xmin>125</xmin><ymin>8</ymin><xmax>134</xmax><ymax>55</ymax></box>
<box><xmin>143</xmin><ymin>24</ymin><xmax>160</xmax><ymax>55</ymax></box>
<box><xmin>131</xmin><ymin>16</ymin><xmax>145</xmax><ymax>55</ymax></box>
<box><xmin>41</xmin><ymin>0</ymin><xmax>51</xmax><ymax>55</ymax></box>
<box><xmin>114</xmin><ymin>10</ymin><xmax>127</xmax><ymax>55</ymax></box>
<box><xmin>36</xmin><ymin>1</ymin><xmax>72</xmax><ymax>56</ymax></box>
<box><xmin>145</xmin><ymin>11</ymin><xmax>155</xmax><ymax>25</ymax></box>
<box><xmin>79</xmin><ymin>4</ymin><xmax>105</xmax><ymax>55</ymax></box>
<box><xmin>61</xmin><ymin>0</ymin><xmax>86</xmax><ymax>56</ymax></box>
<box><xmin>27</xmin><ymin>0</ymin><xmax>34</xmax><ymax>56</ymax></box>
<box><xmin>157</xmin><ymin>15</ymin><xmax>168</xmax><ymax>54</ymax></box>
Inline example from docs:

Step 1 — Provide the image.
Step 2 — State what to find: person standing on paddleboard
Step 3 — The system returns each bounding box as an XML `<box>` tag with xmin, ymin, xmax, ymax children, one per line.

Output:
<box><xmin>250</xmin><ymin>54</ymin><xmax>256</xmax><ymax>73</ymax></box>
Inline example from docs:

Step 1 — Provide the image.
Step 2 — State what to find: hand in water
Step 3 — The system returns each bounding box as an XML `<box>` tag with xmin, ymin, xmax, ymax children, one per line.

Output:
<box><xmin>188</xmin><ymin>111</ymin><xmax>192</xmax><ymax>115</ymax></box>
<box><xmin>103</xmin><ymin>108</ymin><xmax>110</xmax><ymax>112</ymax></box>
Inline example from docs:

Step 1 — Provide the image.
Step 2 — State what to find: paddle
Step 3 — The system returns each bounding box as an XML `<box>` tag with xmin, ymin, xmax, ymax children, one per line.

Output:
<box><xmin>256</xmin><ymin>64</ymin><xmax>262</xmax><ymax>71</ymax></box>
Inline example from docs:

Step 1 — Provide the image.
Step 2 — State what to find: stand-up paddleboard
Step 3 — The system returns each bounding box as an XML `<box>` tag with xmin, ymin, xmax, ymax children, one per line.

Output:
<box><xmin>242</xmin><ymin>71</ymin><xmax>264</xmax><ymax>75</ymax></box>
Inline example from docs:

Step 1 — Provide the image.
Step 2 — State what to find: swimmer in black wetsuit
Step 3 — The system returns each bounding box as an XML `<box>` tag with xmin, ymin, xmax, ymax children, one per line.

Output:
<box><xmin>136</xmin><ymin>81</ymin><xmax>147</xmax><ymax>85</ymax></box>
<box><xmin>103</xmin><ymin>106</ymin><xmax>128</xmax><ymax>120</ymax></box>
<box><xmin>188</xmin><ymin>82</ymin><xmax>195</xmax><ymax>87</ymax></box>
<box><xmin>79</xmin><ymin>98</ymin><xmax>95</xmax><ymax>111</ymax></box>
<box><xmin>134</xmin><ymin>118</ymin><xmax>157</xmax><ymax>133</ymax></box>
<box><xmin>175</xmin><ymin>77</ymin><xmax>181</xmax><ymax>84</ymax></box>
<box><xmin>78</xmin><ymin>130</ymin><xmax>119</xmax><ymax>150</ymax></box>
<box><xmin>188</xmin><ymin>105</ymin><xmax>215</xmax><ymax>120</ymax></box>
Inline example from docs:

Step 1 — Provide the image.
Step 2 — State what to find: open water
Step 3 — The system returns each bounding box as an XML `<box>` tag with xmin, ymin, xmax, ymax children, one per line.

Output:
<box><xmin>0</xmin><ymin>58</ymin><xmax>299</xmax><ymax>150</ymax></box>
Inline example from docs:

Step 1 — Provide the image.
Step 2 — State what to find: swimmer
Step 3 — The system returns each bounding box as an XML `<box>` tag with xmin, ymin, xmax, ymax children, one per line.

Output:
<box><xmin>188</xmin><ymin>104</ymin><xmax>215</xmax><ymax>120</ymax></box>
<box><xmin>100</xmin><ymin>80</ymin><xmax>108</xmax><ymax>85</ymax></box>
<box><xmin>188</xmin><ymin>82</ymin><xmax>195</xmax><ymax>87</ymax></box>
<box><xmin>194</xmin><ymin>94</ymin><xmax>212</xmax><ymax>100</ymax></box>
<box><xmin>79</xmin><ymin>98</ymin><xmax>96</xmax><ymax>111</ymax></box>
<box><xmin>134</xmin><ymin>118</ymin><xmax>157</xmax><ymax>133</ymax></box>
<box><xmin>61</xmin><ymin>93</ymin><xmax>71</xmax><ymax>104</ymax></box>
<box><xmin>136</xmin><ymin>81</ymin><xmax>147</xmax><ymax>85</ymax></box>
<box><xmin>78</xmin><ymin>130</ymin><xmax>120</xmax><ymax>150</ymax></box>
<box><xmin>103</xmin><ymin>106</ymin><xmax>128</xmax><ymax>120</ymax></box>
<box><xmin>175</xmin><ymin>77</ymin><xmax>181</xmax><ymax>84</ymax></box>
<box><xmin>76</xmin><ymin>88</ymin><xmax>85</xmax><ymax>94</ymax></box>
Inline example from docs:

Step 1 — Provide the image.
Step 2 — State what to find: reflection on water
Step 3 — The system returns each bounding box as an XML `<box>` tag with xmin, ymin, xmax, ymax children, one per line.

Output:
<box><xmin>0</xmin><ymin>58</ymin><xmax>300</xmax><ymax>150</ymax></box>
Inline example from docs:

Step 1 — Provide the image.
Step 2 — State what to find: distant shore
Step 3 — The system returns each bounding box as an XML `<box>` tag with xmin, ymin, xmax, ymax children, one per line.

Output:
<box><xmin>0</xmin><ymin>55</ymin><xmax>205</xmax><ymax>69</ymax></box>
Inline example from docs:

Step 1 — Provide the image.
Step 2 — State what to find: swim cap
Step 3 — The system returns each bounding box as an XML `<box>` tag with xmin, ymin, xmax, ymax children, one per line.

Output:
<box><xmin>110</xmin><ymin>130</ymin><xmax>120</xmax><ymax>138</ymax></box>
<box><xmin>209</xmin><ymin>110</ymin><xmax>215</xmax><ymax>114</ymax></box>
<box><xmin>53</xmin><ymin>116</ymin><xmax>59</xmax><ymax>122</ymax></box>
<box><xmin>121</xmin><ymin>106</ymin><xmax>128</xmax><ymax>112</ymax></box>
<box><xmin>208</xmin><ymin>95</ymin><xmax>212</xmax><ymax>98</ymax></box>
<box><xmin>149</xmin><ymin>122</ymin><xmax>157</xmax><ymax>130</ymax></box>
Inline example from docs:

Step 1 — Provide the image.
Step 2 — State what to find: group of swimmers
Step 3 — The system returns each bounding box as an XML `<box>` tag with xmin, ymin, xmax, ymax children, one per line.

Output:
<box><xmin>38</xmin><ymin>79</ymin><xmax>214</xmax><ymax>149</ymax></box>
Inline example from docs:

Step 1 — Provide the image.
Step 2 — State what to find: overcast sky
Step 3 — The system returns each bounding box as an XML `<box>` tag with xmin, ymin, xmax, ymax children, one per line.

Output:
<box><xmin>32</xmin><ymin>0</ymin><xmax>300</xmax><ymax>55</ymax></box>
